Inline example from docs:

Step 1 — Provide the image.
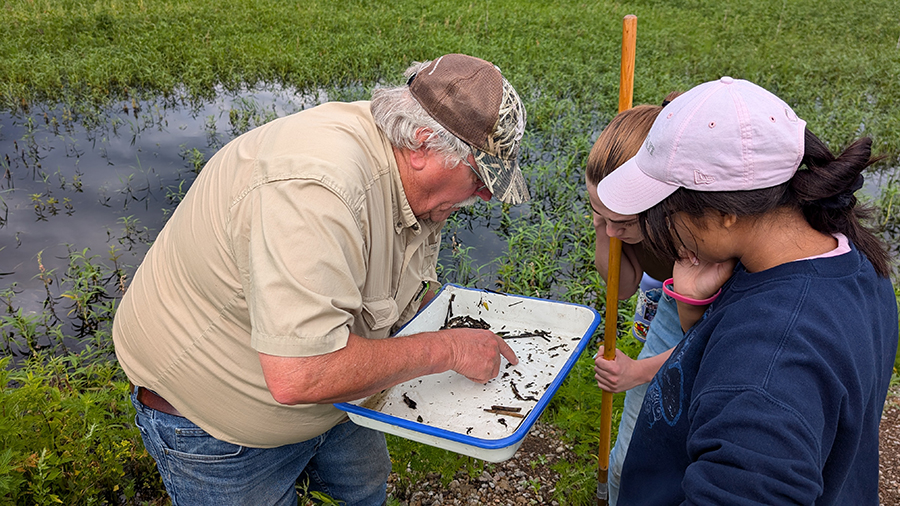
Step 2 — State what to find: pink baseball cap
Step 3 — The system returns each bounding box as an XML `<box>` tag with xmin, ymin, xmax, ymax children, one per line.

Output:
<box><xmin>597</xmin><ymin>77</ymin><xmax>807</xmax><ymax>215</ymax></box>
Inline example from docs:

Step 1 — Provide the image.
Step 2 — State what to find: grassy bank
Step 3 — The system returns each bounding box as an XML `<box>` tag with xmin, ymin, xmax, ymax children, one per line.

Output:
<box><xmin>2</xmin><ymin>0</ymin><xmax>900</xmax><ymax>504</ymax></box>
<box><xmin>3</xmin><ymin>0</ymin><xmax>900</xmax><ymax>157</ymax></box>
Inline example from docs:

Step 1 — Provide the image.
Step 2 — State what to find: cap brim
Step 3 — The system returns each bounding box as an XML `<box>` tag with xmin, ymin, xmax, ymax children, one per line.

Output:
<box><xmin>596</xmin><ymin>156</ymin><xmax>680</xmax><ymax>215</ymax></box>
<box><xmin>472</xmin><ymin>149</ymin><xmax>530</xmax><ymax>205</ymax></box>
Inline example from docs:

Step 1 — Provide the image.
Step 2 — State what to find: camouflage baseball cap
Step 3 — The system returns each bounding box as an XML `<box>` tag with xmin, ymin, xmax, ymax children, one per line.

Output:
<box><xmin>408</xmin><ymin>54</ymin><xmax>530</xmax><ymax>204</ymax></box>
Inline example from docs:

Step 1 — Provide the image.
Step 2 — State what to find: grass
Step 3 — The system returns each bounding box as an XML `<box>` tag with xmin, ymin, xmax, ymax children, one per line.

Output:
<box><xmin>1</xmin><ymin>0</ymin><xmax>899</xmax><ymax>504</ymax></box>
<box><xmin>3</xmin><ymin>0</ymin><xmax>900</xmax><ymax>157</ymax></box>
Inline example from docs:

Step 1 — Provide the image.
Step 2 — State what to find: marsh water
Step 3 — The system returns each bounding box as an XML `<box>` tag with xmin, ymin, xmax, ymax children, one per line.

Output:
<box><xmin>0</xmin><ymin>85</ymin><xmax>512</xmax><ymax>330</ymax></box>
<box><xmin>2</xmin><ymin>85</ymin><xmax>897</xmax><ymax>355</ymax></box>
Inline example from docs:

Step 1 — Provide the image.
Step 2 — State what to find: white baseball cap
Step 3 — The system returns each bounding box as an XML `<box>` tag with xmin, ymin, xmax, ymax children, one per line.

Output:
<box><xmin>597</xmin><ymin>77</ymin><xmax>807</xmax><ymax>215</ymax></box>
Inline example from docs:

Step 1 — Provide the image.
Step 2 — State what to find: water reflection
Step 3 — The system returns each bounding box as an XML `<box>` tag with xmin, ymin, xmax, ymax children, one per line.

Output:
<box><xmin>8</xmin><ymin>83</ymin><xmax>893</xmax><ymax>356</ymax></box>
<box><xmin>0</xmin><ymin>83</ymin><xmax>512</xmax><ymax>329</ymax></box>
<box><xmin>0</xmin><ymin>85</ymin><xmax>331</xmax><ymax>315</ymax></box>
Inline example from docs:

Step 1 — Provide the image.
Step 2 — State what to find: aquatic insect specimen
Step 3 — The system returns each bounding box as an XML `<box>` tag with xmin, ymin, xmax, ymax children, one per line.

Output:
<box><xmin>510</xmin><ymin>382</ymin><xmax>538</xmax><ymax>402</ymax></box>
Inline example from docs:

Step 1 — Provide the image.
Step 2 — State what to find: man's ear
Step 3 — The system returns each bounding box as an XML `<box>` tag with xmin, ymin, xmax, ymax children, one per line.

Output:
<box><xmin>408</xmin><ymin>128</ymin><xmax>433</xmax><ymax>170</ymax></box>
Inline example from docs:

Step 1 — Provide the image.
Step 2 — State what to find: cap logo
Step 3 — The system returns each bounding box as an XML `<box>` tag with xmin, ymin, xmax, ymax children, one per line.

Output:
<box><xmin>428</xmin><ymin>56</ymin><xmax>444</xmax><ymax>75</ymax></box>
<box><xmin>645</xmin><ymin>139</ymin><xmax>655</xmax><ymax>156</ymax></box>
<box><xmin>784</xmin><ymin>107</ymin><xmax>798</xmax><ymax>122</ymax></box>
<box><xmin>694</xmin><ymin>170</ymin><xmax>716</xmax><ymax>185</ymax></box>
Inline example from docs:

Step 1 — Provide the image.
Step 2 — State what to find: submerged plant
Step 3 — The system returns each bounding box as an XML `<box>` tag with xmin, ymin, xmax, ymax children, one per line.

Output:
<box><xmin>437</xmin><ymin>234</ymin><xmax>490</xmax><ymax>288</ymax></box>
<box><xmin>227</xmin><ymin>97</ymin><xmax>279</xmax><ymax>137</ymax></box>
<box><xmin>179</xmin><ymin>145</ymin><xmax>207</xmax><ymax>174</ymax></box>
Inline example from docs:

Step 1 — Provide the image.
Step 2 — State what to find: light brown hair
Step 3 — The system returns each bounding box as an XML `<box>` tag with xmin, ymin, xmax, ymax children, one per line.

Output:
<box><xmin>585</xmin><ymin>92</ymin><xmax>681</xmax><ymax>186</ymax></box>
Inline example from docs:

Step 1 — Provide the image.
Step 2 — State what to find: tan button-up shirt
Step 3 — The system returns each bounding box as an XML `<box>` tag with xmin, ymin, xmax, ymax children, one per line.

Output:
<box><xmin>113</xmin><ymin>101</ymin><xmax>442</xmax><ymax>447</ymax></box>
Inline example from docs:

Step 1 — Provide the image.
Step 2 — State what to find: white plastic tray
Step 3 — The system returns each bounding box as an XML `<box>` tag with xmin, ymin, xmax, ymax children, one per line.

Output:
<box><xmin>335</xmin><ymin>284</ymin><xmax>601</xmax><ymax>462</ymax></box>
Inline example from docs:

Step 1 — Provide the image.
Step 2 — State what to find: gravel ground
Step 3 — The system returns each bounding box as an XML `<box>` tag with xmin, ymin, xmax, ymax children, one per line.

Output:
<box><xmin>384</xmin><ymin>387</ymin><xmax>900</xmax><ymax>506</ymax></box>
<box><xmin>881</xmin><ymin>386</ymin><xmax>900</xmax><ymax>506</ymax></box>
<box><xmin>387</xmin><ymin>421</ymin><xmax>576</xmax><ymax>506</ymax></box>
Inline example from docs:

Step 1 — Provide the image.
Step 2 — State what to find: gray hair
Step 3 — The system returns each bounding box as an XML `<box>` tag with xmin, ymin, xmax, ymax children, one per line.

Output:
<box><xmin>371</xmin><ymin>60</ymin><xmax>471</xmax><ymax>168</ymax></box>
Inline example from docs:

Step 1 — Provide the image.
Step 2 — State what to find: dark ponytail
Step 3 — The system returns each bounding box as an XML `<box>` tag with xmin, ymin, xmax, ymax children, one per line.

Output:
<box><xmin>791</xmin><ymin>130</ymin><xmax>890</xmax><ymax>277</ymax></box>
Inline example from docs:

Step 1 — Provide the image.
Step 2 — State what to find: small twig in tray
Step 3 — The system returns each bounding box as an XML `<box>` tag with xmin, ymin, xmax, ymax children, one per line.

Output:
<box><xmin>484</xmin><ymin>408</ymin><xmax>525</xmax><ymax>418</ymax></box>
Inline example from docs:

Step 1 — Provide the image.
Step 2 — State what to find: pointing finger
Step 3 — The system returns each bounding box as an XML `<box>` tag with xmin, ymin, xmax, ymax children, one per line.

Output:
<box><xmin>495</xmin><ymin>334</ymin><xmax>519</xmax><ymax>365</ymax></box>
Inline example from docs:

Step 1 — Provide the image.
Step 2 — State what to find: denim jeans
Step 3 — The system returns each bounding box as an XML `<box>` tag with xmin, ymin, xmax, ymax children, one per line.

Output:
<box><xmin>131</xmin><ymin>391</ymin><xmax>390</xmax><ymax>506</ymax></box>
<box><xmin>608</xmin><ymin>293</ymin><xmax>683</xmax><ymax>505</ymax></box>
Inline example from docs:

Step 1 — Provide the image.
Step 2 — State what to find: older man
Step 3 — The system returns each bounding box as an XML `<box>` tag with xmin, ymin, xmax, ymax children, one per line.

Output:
<box><xmin>113</xmin><ymin>54</ymin><xmax>528</xmax><ymax>505</ymax></box>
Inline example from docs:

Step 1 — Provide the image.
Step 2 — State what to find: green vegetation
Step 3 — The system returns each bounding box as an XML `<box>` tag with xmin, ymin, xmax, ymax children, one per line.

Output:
<box><xmin>0</xmin><ymin>356</ymin><xmax>165</xmax><ymax>504</ymax></box>
<box><xmin>3</xmin><ymin>0</ymin><xmax>900</xmax><ymax>158</ymax></box>
<box><xmin>2</xmin><ymin>0</ymin><xmax>899</xmax><ymax>504</ymax></box>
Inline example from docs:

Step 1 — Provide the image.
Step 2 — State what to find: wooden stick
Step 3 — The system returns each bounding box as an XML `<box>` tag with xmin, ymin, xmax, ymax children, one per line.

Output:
<box><xmin>618</xmin><ymin>16</ymin><xmax>638</xmax><ymax>115</ymax></box>
<box><xmin>597</xmin><ymin>14</ymin><xmax>636</xmax><ymax>506</ymax></box>
<box><xmin>483</xmin><ymin>408</ymin><xmax>525</xmax><ymax>418</ymax></box>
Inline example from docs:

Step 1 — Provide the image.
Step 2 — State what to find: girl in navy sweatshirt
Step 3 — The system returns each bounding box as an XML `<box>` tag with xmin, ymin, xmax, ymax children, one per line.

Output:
<box><xmin>596</xmin><ymin>77</ymin><xmax>897</xmax><ymax>505</ymax></box>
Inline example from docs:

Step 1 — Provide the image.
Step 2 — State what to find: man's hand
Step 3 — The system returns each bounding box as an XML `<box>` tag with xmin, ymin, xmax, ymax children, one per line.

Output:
<box><xmin>260</xmin><ymin>328</ymin><xmax>519</xmax><ymax>405</ymax></box>
<box><xmin>441</xmin><ymin>328</ymin><xmax>518</xmax><ymax>383</ymax></box>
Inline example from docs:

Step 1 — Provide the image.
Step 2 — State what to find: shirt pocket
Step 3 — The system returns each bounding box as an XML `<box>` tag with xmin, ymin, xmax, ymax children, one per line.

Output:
<box><xmin>361</xmin><ymin>297</ymin><xmax>400</xmax><ymax>332</ymax></box>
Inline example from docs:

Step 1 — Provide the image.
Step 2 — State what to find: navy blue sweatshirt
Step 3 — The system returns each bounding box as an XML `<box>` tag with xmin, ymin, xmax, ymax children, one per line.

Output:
<box><xmin>618</xmin><ymin>244</ymin><xmax>898</xmax><ymax>505</ymax></box>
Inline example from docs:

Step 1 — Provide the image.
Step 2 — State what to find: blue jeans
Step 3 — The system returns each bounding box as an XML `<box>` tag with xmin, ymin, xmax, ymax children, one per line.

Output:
<box><xmin>608</xmin><ymin>293</ymin><xmax>683</xmax><ymax>505</ymax></box>
<box><xmin>132</xmin><ymin>391</ymin><xmax>390</xmax><ymax>506</ymax></box>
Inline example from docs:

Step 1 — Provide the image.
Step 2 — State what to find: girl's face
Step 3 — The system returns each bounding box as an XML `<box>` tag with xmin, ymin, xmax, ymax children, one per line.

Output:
<box><xmin>586</xmin><ymin>178</ymin><xmax>643</xmax><ymax>244</ymax></box>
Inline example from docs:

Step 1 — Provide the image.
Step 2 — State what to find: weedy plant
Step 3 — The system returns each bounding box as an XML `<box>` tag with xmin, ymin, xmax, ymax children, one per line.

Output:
<box><xmin>178</xmin><ymin>146</ymin><xmax>207</xmax><ymax>174</ymax></box>
<box><xmin>875</xmin><ymin>170</ymin><xmax>900</xmax><ymax>375</ymax></box>
<box><xmin>436</xmin><ymin>239</ymin><xmax>485</xmax><ymax>287</ymax></box>
<box><xmin>0</xmin><ymin>229</ymin><xmax>162</xmax><ymax>504</ymax></box>
<box><xmin>226</xmin><ymin>97</ymin><xmax>280</xmax><ymax>137</ymax></box>
<box><xmin>0</xmin><ymin>355</ymin><xmax>166</xmax><ymax>504</ymax></box>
